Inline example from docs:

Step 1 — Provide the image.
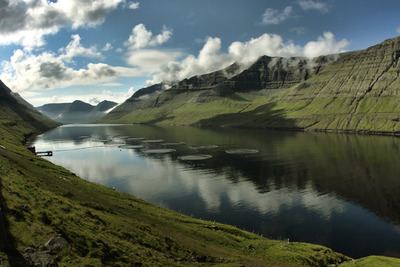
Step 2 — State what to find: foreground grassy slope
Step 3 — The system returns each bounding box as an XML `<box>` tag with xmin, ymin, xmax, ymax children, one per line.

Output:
<box><xmin>0</xmin><ymin>118</ymin><xmax>355</xmax><ymax>266</ymax></box>
<box><xmin>2</xmin><ymin>87</ymin><xmax>399</xmax><ymax>265</ymax></box>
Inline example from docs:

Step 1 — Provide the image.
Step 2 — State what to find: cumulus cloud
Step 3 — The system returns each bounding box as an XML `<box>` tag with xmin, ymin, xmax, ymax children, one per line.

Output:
<box><xmin>298</xmin><ymin>0</ymin><xmax>330</xmax><ymax>13</ymax></box>
<box><xmin>0</xmin><ymin>35</ymin><xmax>142</xmax><ymax>92</ymax></box>
<box><xmin>0</xmin><ymin>0</ymin><xmax>134</xmax><ymax>49</ymax></box>
<box><xmin>262</xmin><ymin>6</ymin><xmax>293</xmax><ymax>25</ymax></box>
<box><xmin>397</xmin><ymin>27</ymin><xmax>400</xmax><ymax>34</ymax></box>
<box><xmin>122</xmin><ymin>24</ymin><xmax>181</xmax><ymax>74</ymax></box>
<box><xmin>303</xmin><ymin>32</ymin><xmax>349</xmax><ymax>58</ymax></box>
<box><xmin>102</xmin><ymin>42</ymin><xmax>113</xmax><ymax>51</ymax></box>
<box><xmin>59</xmin><ymin>34</ymin><xmax>102</xmax><ymax>62</ymax></box>
<box><xmin>150</xmin><ymin>32</ymin><xmax>348</xmax><ymax>85</ymax></box>
<box><xmin>124</xmin><ymin>24</ymin><xmax>172</xmax><ymax>50</ymax></box>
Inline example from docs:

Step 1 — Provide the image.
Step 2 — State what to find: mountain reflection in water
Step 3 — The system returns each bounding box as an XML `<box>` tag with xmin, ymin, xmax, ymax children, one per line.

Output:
<box><xmin>33</xmin><ymin>124</ymin><xmax>400</xmax><ymax>259</ymax></box>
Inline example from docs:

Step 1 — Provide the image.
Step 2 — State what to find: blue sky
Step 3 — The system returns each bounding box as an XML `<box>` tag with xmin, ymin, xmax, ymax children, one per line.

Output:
<box><xmin>0</xmin><ymin>0</ymin><xmax>399</xmax><ymax>106</ymax></box>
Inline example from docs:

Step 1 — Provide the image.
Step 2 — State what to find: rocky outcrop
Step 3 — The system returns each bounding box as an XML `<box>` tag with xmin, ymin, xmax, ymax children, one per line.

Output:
<box><xmin>166</xmin><ymin>55</ymin><xmax>337</xmax><ymax>95</ymax></box>
<box><xmin>227</xmin><ymin>55</ymin><xmax>337</xmax><ymax>92</ymax></box>
<box><xmin>22</xmin><ymin>236</ymin><xmax>70</xmax><ymax>267</ymax></box>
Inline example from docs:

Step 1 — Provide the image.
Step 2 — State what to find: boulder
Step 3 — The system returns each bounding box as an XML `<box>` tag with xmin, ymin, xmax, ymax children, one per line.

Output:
<box><xmin>45</xmin><ymin>236</ymin><xmax>71</xmax><ymax>254</ymax></box>
<box><xmin>23</xmin><ymin>247</ymin><xmax>57</xmax><ymax>267</ymax></box>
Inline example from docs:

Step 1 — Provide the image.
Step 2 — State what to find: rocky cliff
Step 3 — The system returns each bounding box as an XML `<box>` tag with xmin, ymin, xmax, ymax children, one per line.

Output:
<box><xmin>102</xmin><ymin>36</ymin><xmax>400</xmax><ymax>134</ymax></box>
<box><xmin>274</xmin><ymin>36</ymin><xmax>400</xmax><ymax>133</ymax></box>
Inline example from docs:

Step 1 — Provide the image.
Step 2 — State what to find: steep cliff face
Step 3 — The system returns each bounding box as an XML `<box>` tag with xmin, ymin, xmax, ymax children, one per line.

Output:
<box><xmin>274</xmin><ymin>36</ymin><xmax>400</xmax><ymax>133</ymax></box>
<box><xmin>101</xmin><ymin>36</ymin><xmax>400</xmax><ymax>134</ymax></box>
<box><xmin>166</xmin><ymin>55</ymin><xmax>337</xmax><ymax>95</ymax></box>
<box><xmin>226</xmin><ymin>55</ymin><xmax>337</xmax><ymax>93</ymax></box>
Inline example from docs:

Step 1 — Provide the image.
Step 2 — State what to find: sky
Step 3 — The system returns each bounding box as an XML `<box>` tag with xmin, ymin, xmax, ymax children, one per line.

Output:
<box><xmin>0</xmin><ymin>0</ymin><xmax>400</xmax><ymax>107</ymax></box>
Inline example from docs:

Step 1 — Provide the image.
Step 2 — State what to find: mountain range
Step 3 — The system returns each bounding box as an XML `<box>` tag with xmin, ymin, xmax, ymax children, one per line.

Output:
<box><xmin>37</xmin><ymin>100</ymin><xmax>117</xmax><ymax>123</ymax></box>
<box><xmin>101</xmin><ymin>36</ymin><xmax>400</xmax><ymax>135</ymax></box>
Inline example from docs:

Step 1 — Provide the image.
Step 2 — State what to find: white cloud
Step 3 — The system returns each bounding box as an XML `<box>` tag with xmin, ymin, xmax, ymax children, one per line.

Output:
<box><xmin>397</xmin><ymin>27</ymin><xmax>400</xmax><ymax>34</ymax></box>
<box><xmin>59</xmin><ymin>34</ymin><xmax>102</xmax><ymax>62</ymax></box>
<box><xmin>262</xmin><ymin>6</ymin><xmax>293</xmax><ymax>25</ymax></box>
<box><xmin>128</xmin><ymin>2</ymin><xmax>140</xmax><ymax>9</ymax></box>
<box><xmin>150</xmin><ymin>32</ymin><xmax>348</xmax><ymax>85</ymax></box>
<box><xmin>102</xmin><ymin>42</ymin><xmax>113</xmax><ymax>51</ymax></box>
<box><xmin>126</xmin><ymin>49</ymin><xmax>183</xmax><ymax>73</ymax></box>
<box><xmin>123</xmin><ymin>24</ymin><xmax>179</xmax><ymax>74</ymax></box>
<box><xmin>124</xmin><ymin>24</ymin><xmax>172</xmax><ymax>50</ymax></box>
<box><xmin>100</xmin><ymin>82</ymin><xmax>123</xmax><ymax>87</ymax></box>
<box><xmin>0</xmin><ymin>0</ymin><xmax>129</xmax><ymax>49</ymax></box>
<box><xmin>0</xmin><ymin>35</ymin><xmax>143</xmax><ymax>92</ymax></box>
<box><xmin>298</xmin><ymin>0</ymin><xmax>330</xmax><ymax>13</ymax></box>
<box><xmin>303</xmin><ymin>32</ymin><xmax>349</xmax><ymax>58</ymax></box>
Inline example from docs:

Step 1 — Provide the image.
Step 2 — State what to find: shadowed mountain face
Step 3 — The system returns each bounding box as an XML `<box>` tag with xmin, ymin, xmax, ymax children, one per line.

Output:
<box><xmin>0</xmin><ymin>80</ymin><xmax>58</xmax><ymax>134</ymax></box>
<box><xmin>37</xmin><ymin>100</ymin><xmax>117</xmax><ymax>123</ymax></box>
<box><xmin>102</xmin><ymin>36</ymin><xmax>400</xmax><ymax>134</ymax></box>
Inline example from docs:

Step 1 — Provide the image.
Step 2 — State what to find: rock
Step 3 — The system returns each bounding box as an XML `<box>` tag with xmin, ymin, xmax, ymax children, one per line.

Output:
<box><xmin>44</xmin><ymin>236</ymin><xmax>71</xmax><ymax>254</ymax></box>
<box><xmin>23</xmin><ymin>247</ymin><xmax>57</xmax><ymax>267</ymax></box>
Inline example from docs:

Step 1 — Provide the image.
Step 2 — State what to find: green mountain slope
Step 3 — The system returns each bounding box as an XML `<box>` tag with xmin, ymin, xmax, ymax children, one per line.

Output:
<box><xmin>101</xmin><ymin>37</ymin><xmax>400</xmax><ymax>135</ymax></box>
<box><xmin>1</xmin><ymin>77</ymin><xmax>399</xmax><ymax>265</ymax></box>
<box><xmin>0</xmin><ymin>80</ymin><xmax>59</xmax><ymax>141</ymax></box>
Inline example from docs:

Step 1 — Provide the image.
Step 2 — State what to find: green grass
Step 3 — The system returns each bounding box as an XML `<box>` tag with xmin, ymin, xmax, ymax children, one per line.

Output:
<box><xmin>2</xmin><ymin>103</ymin><xmax>400</xmax><ymax>265</ymax></box>
<box><xmin>0</xmin><ymin>123</ymin><xmax>354</xmax><ymax>266</ymax></box>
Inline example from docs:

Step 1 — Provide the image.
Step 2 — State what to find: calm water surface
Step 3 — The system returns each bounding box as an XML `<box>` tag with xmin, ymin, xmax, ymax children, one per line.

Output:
<box><xmin>32</xmin><ymin>124</ymin><xmax>400</xmax><ymax>259</ymax></box>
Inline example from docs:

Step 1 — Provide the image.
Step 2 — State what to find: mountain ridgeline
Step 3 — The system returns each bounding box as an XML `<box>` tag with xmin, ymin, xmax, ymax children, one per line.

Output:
<box><xmin>37</xmin><ymin>100</ymin><xmax>117</xmax><ymax>123</ymax></box>
<box><xmin>102</xmin><ymin>36</ymin><xmax>400</xmax><ymax>135</ymax></box>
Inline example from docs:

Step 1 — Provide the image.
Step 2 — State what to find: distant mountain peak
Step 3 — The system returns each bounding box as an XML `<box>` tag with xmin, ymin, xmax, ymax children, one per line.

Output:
<box><xmin>37</xmin><ymin>100</ymin><xmax>118</xmax><ymax>123</ymax></box>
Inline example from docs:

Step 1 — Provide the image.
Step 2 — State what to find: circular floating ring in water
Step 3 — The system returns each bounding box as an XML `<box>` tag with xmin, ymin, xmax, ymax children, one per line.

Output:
<box><xmin>78</xmin><ymin>135</ymin><xmax>91</xmax><ymax>139</ymax></box>
<box><xmin>141</xmin><ymin>139</ymin><xmax>164</xmax><ymax>143</ymax></box>
<box><xmin>113</xmin><ymin>135</ymin><xmax>129</xmax><ymax>139</ymax></box>
<box><xmin>225</xmin><ymin>149</ymin><xmax>259</xmax><ymax>155</ymax></box>
<box><xmin>142</xmin><ymin>148</ymin><xmax>176</xmax><ymax>154</ymax></box>
<box><xmin>162</xmin><ymin>142</ymin><xmax>186</xmax><ymax>146</ymax></box>
<box><xmin>118</xmin><ymin>145</ymin><xmax>145</xmax><ymax>149</ymax></box>
<box><xmin>189</xmin><ymin>145</ymin><xmax>218</xmax><ymax>150</ymax></box>
<box><xmin>178</xmin><ymin>154</ymin><xmax>212</xmax><ymax>161</ymax></box>
<box><xmin>126</xmin><ymin>137</ymin><xmax>145</xmax><ymax>141</ymax></box>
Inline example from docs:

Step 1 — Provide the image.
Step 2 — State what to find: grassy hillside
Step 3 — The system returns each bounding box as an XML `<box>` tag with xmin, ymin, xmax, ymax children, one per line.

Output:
<box><xmin>2</xmin><ymin>86</ymin><xmax>400</xmax><ymax>265</ymax></box>
<box><xmin>1</xmin><ymin>113</ymin><xmax>354</xmax><ymax>266</ymax></box>
<box><xmin>100</xmin><ymin>37</ymin><xmax>400</xmax><ymax>135</ymax></box>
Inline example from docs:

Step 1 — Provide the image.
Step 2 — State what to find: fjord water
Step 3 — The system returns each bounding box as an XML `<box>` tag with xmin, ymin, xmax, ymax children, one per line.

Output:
<box><xmin>33</xmin><ymin>124</ymin><xmax>400</xmax><ymax>258</ymax></box>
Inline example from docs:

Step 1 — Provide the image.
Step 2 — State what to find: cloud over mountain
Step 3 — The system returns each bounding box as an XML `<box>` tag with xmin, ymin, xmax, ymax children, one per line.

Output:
<box><xmin>150</xmin><ymin>32</ymin><xmax>348</xmax><ymax>85</ymax></box>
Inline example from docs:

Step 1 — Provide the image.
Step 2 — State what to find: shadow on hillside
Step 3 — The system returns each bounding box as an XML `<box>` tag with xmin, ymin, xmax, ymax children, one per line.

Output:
<box><xmin>195</xmin><ymin>102</ymin><xmax>299</xmax><ymax>129</ymax></box>
<box><xmin>0</xmin><ymin>178</ymin><xmax>26</xmax><ymax>265</ymax></box>
<box><xmin>146</xmin><ymin>114</ymin><xmax>177</xmax><ymax>125</ymax></box>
